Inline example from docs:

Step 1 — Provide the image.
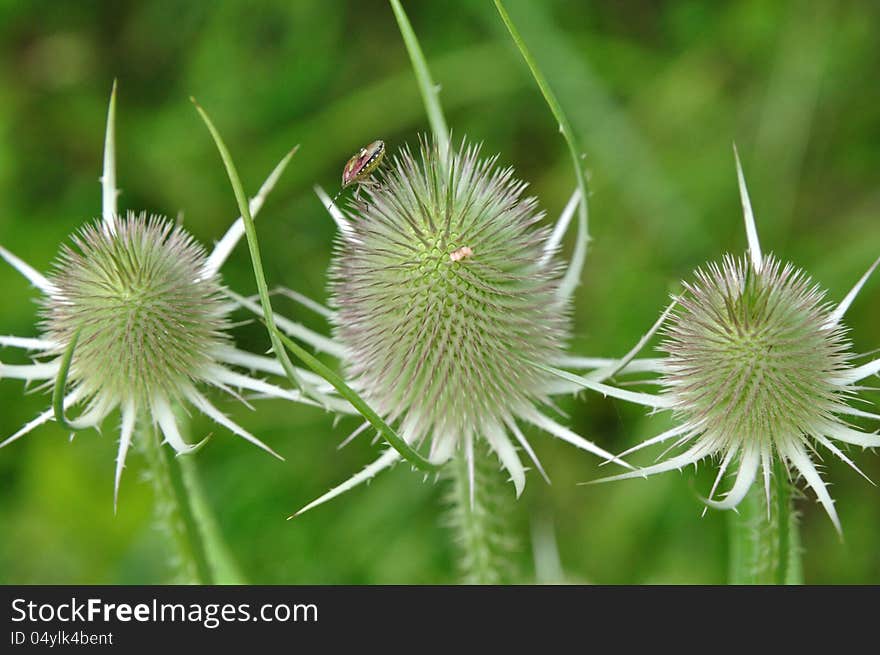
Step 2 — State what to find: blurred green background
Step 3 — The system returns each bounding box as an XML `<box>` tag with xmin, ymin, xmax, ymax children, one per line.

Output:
<box><xmin>1</xmin><ymin>0</ymin><xmax>878</xmax><ymax>584</ymax></box>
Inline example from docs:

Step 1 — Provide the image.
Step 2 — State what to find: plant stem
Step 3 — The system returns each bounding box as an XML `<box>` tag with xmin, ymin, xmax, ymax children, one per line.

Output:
<box><xmin>192</xmin><ymin>100</ymin><xmax>307</xmax><ymax>399</ymax></box>
<box><xmin>389</xmin><ymin>0</ymin><xmax>449</xmax><ymax>157</ymax></box>
<box><xmin>272</xmin><ymin>328</ymin><xmax>439</xmax><ymax>473</ymax></box>
<box><xmin>445</xmin><ymin>446</ymin><xmax>519</xmax><ymax>584</ymax></box>
<box><xmin>176</xmin><ymin>455</ymin><xmax>246</xmax><ymax>584</ymax></box>
<box><xmin>141</xmin><ymin>417</ymin><xmax>245</xmax><ymax>584</ymax></box>
<box><xmin>194</xmin><ymin>102</ymin><xmax>439</xmax><ymax>473</ymax></box>
<box><xmin>728</xmin><ymin>459</ymin><xmax>803</xmax><ymax>584</ymax></box>
<box><xmin>494</xmin><ymin>0</ymin><xmax>590</xmax><ymax>299</ymax></box>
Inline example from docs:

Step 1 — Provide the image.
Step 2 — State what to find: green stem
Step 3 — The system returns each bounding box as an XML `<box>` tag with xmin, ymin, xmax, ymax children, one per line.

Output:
<box><xmin>192</xmin><ymin>100</ymin><xmax>307</xmax><ymax>397</ymax></box>
<box><xmin>272</xmin><ymin>327</ymin><xmax>440</xmax><ymax>473</ymax></box>
<box><xmin>141</xmin><ymin>419</ymin><xmax>210</xmax><ymax>583</ymax></box>
<box><xmin>445</xmin><ymin>446</ymin><xmax>518</xmax><ymax>584</ymax></box>
<box><xmin>493</xmin><ymin>0</ymin><xmax>589</xmax><ymax>298</ymax></box>
<box><xmin>389</xmin><ymin>1</ymin><xmax>521</xmax><ymax>583</ymax></box>
<box><xmin>727</xmin><ymin>459</ymin><xmax>803</xmax><ymax>584</ymax></box>
<box><xmin>141</xmin><ymin>417</ymin><xmax>245</xmax><ymax>584</ymax></box>
<box><xmin>194</xmin><ymin>102</ymin><xmax>438</xmax><ymax>473</ymax></box>
<box><xmin>177</xmin><ymin>456</ymin><xmax>246</xmax><ymax>585</ymax></box>
<box><xmin>389</xmin><ymin>0</ymin><xmax>450</xmax><ymax>157</ymax></box>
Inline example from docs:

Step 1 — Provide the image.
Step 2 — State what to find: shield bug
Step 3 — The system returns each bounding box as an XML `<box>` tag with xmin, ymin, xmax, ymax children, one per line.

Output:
<box><xmin>338</xmin><ymin>140</ymin><xmax>386</xmax><ymax>198</ymax></box>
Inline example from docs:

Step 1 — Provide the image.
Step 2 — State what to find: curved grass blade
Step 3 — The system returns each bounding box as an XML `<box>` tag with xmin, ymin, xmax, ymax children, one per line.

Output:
<box><xmin>191</xmin><ymin>99</ymin><xmax>308</xmax><ymax>397</ymax></box>
<box><xmin>389</xmin><ymin>0</ymin><xmax>450</xmax><ymax>156</ymax></box>
<box><xmin>494</xmin><ymin>0</ymin><xmax>589</xmax><ymax>299</ymax></box>
<box><xmin>272</xmin><ymin>327</ymin><xmax>440</xmax><ymax>473</ymax></box>
<box><xmin>193</xmin><ymin>100</ymin><xmax>438</xmax><ymax>473</ymax></box>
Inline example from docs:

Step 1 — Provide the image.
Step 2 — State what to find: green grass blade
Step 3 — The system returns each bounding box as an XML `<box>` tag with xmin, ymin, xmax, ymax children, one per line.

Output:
<box><xmin>493</xmin><ymin>0</ymin><xmax>589</xmax><ymax>299</ymax></box>
<box><xmin>191</xmin><ymin>99</ymin><xmax>307</xmax><ymax>397</ymax></box>
<box><xmin>193</xmin><ymin>99</ymin><xmax>438</xmax><ymax>473</ymax></box>
<box><xmin>271</xmin><ymin>327</ymin><xmax>440</xmax><ymax>473</ymax></box>
<box><xmin>389</xmin><ymin>0</ymin><xmax>450</xmax><ymax>156</ymax></box>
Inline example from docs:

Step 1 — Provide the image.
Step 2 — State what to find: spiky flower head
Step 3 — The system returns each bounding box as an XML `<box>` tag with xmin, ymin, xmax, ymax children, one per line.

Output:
<box><xmin>294</xmin><ymin>138</ymin><xmax>629</xmax><ymax>515</ymax></box>
<box><xmin>585</xmin><ymin>153</ymin><xmax>880</xmax><ymax>532</ymax></box>
<box><xmin>332</xmin><ymin>139</ymin><xmax>568</xmax><ymax>447</ymax></box>
<box><xmin>43</xmin><ymin>212</ymin><xmax>231</xmax><ymax>405</ymax></box>
<box><xmin>0</xmin><ymin>85</ymin><xmax>317</xmax><ymax>506</ymax></box>
<box><xmin>662</xmin><ymin>253</ymin><xmax>850</xmax><ymax>457</ymax></box>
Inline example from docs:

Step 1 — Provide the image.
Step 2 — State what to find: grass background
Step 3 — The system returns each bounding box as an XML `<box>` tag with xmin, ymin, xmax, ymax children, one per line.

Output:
<box><xmin>1</xmin><ymin>0</ymin><xmax>878</xmax><ymax>584</ymax></box>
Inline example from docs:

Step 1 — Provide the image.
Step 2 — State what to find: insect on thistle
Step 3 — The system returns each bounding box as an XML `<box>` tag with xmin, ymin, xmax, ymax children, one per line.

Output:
<box><xmin>450</xmin><ymin>246</ymin><xmax>473</xmax><ymax>262</ymax></box>
<box><xmin>334</xmin><ymin>140</ymin><xmax>386</xmax><ymax>200</ymax></box>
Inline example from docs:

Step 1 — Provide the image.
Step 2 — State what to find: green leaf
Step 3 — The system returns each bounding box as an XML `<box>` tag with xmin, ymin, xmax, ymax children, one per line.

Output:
<box><xmin>271</xmin><ymin>327</ymin><xmax>441</xmax><ymax>473</ymax></box>
<box><xmin>192</xmin><ymin>99</ymin><xmax>308</xmax><ymax>398</ymax></box>
<box><xmin>389</xmin><ymin>0</ymin><xmax>450</xmax><ymax>156</ymax></box>
<box><xmin>493</xmin><ymin>0</ymin><xmax>589</xmax><ymax>298</ymax></box>
<box><xmin>193</xmin><ymin>99</ymin><xmax>439</xmax><ymax>474</ymax></box>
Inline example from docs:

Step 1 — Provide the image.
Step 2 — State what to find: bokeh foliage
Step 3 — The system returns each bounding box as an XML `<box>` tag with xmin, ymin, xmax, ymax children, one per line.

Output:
<box><xmin>1</xmin><ymin>0</ymin><xmax>878</xmax><ymax>584</ymax></box>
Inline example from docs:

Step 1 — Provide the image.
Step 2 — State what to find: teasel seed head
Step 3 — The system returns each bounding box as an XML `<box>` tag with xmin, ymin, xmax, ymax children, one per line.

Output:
<box><xmin>584</xmin><ymin>150</ymin><xmax>880</xmax><ymax>532</ymax></box>
<box><xmin>331</xmin><ymin>138</ymin><xmax>569</xmax><ymax>456</ymax></box>
<box><xmin>42</xmin><ymin>211</ymin><xmax>232</xmax><ymax>406</ymax></box>
<box><xmin>661</xmin><ymin>253</ymin><xmax>852</xmax><ymax>461</ymax></box>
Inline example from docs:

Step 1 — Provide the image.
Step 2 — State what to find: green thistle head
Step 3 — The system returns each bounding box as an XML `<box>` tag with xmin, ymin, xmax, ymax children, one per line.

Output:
<box><xmin>587</xmin><ymin>153</ymin><xmax>880</xmax><ymax>533</ymax></box>
<box><xmin>1</xmin><ymin>84</ymin><xmax>330</xmax><ymax>509</ymax></box>
<box><xmin>661</xmin><ymin>253</ymin><xmax>851</xmax><ymax>453</ymax></box>
<box><xmin>296</xmin><ymin>138</ymin><xmax>638</xmax><ymax>517</ymax></box>
<box><xmin>330</xmin><ymin>139</ymin><xmax>569</xmax><ymax>461</ymax></box>
<box><xmin>42</xmin><ymin>211</ymin><xmax>231</xmax><ymax>405</ymax></box>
